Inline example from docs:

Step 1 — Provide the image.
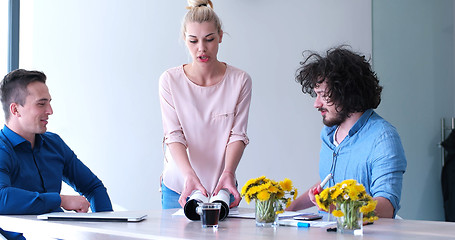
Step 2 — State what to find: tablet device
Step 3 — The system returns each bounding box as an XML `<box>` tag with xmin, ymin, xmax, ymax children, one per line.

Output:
<box><xmin>37</xmin><ymin>211</ymin><xmax>147</xmax><ymax>222</ymax></box>
<box><xmin>293</xmin><ymin>214</ymin><xmax>323</xmax><ymax>221</ymax></box>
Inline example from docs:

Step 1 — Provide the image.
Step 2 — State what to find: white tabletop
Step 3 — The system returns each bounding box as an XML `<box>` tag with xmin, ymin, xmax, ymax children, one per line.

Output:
<box><xmin>1</xmin><ymin>208</ymin><xmax>455</xmax><ymax>240</ymax></box>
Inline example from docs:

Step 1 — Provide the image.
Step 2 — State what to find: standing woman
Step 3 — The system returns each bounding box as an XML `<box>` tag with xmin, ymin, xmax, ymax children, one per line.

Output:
<box><xmin>159</xmin><ymin>0</ymin><xmax>252</xmax><ymax>209</ymax></box>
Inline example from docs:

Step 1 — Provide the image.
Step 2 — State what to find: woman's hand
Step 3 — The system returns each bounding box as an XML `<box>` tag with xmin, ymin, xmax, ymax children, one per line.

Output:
<box><xmin>213</xmin><ymin>171</ymin><xmax>241</xmax><ymax>208</ymax></box>
<box><xmin>179</xmin><ymin>173</ymin><xmax>207</xmax><ymax>208</ymax></box>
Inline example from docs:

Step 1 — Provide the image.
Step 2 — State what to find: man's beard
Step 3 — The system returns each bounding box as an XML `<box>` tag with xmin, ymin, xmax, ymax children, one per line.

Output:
<box><xmin>320</xmin><ymin>108</ymin><xmax>348</xmax><ymax>127</ymax></box>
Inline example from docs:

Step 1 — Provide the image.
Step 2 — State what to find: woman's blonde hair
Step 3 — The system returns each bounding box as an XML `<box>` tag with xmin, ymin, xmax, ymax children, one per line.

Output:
<box><xmin>182</xmin><ymin>0</ymin><xmax>222</xmax><ymax>37</ymax></box>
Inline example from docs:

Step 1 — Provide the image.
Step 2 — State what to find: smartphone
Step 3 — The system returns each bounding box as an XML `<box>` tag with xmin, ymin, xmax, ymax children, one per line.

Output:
<box><xmin>294</xmin><ymin>214</ymin><xmax>323</xmax><ymax>221</ymax></box>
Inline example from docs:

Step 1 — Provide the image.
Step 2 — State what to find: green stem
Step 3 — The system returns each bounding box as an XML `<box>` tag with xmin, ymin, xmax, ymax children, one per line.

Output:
<box><xmin>256</xmin><ymin>197</ymin><xmax>277</xmax><ymax>223</ymax></box>
<box><xmin>339</xmin><ymin>202</ymin><xmax>361</xmax><ymax>230</ymax></box>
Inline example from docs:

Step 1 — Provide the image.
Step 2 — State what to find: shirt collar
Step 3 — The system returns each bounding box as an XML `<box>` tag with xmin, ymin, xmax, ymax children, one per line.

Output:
<box><xmin>348</xmin><ymin>109</ymin><xmax>374</xmax><ymax>137</ymax></box>
<box><xmin>2</xmin><ymin>125</ymin><xmax>44</xmax><ymax>148</ymax></box>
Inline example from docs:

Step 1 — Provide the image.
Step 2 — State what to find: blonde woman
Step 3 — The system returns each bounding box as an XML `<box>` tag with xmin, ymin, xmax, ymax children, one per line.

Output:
<box><xmin>159</xmin><ymin>0</ymin><xmax>252</xmax><ymax>209</ymax></box>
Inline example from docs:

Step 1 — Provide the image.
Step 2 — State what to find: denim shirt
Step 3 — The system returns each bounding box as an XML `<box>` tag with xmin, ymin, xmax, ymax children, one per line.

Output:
<box><xmin>319</xmin><ymin>109</ymin><xmax>407</xmax><ymax>216</ymax></box>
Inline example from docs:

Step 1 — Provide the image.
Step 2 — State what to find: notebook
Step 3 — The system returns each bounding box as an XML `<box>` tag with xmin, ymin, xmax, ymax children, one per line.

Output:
<box><xmin>37</xmin><ymin>211</ymin><xmax>147</xmax><ymax>222</ymax></box>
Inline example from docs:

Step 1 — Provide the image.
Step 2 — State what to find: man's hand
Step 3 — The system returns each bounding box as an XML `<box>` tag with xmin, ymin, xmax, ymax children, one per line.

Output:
<box><xmin>309</xmin><ymin>185</ymin><xmax>323</xmax><ymax>211</ymax></box>
<box><xmin>60</xmin><ymin>195</ymin><xmax>90</xmax><ymax>213</ymax></box>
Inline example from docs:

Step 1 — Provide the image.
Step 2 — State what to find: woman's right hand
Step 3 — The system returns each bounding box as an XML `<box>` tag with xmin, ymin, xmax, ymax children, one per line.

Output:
<box><xmin>179</xmin><ymin>173</ymin><xmax>208</xmax><ymax>208</ymax></box>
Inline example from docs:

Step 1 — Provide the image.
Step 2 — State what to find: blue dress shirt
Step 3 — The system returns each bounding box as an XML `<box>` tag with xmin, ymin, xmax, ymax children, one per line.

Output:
<box><xmin>0</xmin><ymin>125</ymin><xmax>112</xmax><ymax>214</ymax></box>
<box><xmin>319</xmin><ymin>109</ymin><xmax>407</xmax><ymax>216</ymax></box>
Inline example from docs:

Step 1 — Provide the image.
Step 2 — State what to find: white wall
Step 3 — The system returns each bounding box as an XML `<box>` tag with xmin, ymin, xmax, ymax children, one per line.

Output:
<box><xmin>373</xmin><ymin>0</ymin><xmax>455</xmax><ymax>220</ymax></box>
<box><xmin>18</xmin><ymin>0</ymin><xmax>371</xmax><ymax>211</ymax></box>
<box><xmin>0</xmin><ymin>1</ymin><xmax>9</xmax><ymax>82</ymax></box>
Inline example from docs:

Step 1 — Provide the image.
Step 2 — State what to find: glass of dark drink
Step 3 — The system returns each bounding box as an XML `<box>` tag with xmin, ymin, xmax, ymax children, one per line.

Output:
<box><xmin>196</xmin><ymin>202</ymin><xmax>221</xmax><ymax>228</ymax></box>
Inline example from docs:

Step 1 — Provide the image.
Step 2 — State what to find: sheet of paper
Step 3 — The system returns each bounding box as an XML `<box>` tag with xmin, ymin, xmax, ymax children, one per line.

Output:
<box><xmin>227</xmin><ymin>211</ymin><xmax>309</xmax><ymax>219</ymax></box>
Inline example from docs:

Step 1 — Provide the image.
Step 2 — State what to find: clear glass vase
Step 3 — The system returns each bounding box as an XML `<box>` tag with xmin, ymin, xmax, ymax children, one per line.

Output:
<box><xmin>336</xmin><ymin>202</ymin><xmax>363</xmax><ymax>235</ymax></box>
<box><xmin>255</xmin><ymin>198</ymin><xmax>278</xmax><ymax>227</ymax></box>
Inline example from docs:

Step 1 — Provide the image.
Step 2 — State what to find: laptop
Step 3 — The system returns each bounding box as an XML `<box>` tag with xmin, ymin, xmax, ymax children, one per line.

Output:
<box><xmin>37</xmin><ymin>211</ymin><xmax>147</xmax><ymax>222</ymax></box>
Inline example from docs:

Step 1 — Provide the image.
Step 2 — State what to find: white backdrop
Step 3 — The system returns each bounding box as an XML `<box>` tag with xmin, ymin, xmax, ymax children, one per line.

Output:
<box><xmin>17</xmin><ymin>0</ymin><xmax>372</xmax><ymax>211</ymax></box>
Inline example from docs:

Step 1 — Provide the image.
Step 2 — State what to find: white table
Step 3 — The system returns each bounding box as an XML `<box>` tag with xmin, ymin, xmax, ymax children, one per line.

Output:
<box><xmin>1</xmin><ymin>209</ymin><xmax>455</xmax><ymax>240</ymax></box>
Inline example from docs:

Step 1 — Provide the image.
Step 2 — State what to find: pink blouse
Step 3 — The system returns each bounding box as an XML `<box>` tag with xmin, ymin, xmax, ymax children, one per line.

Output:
<box><xmin>159</xmin><ymin>64</ymin><xmax>252</xmax><ymax>194</ymax></box>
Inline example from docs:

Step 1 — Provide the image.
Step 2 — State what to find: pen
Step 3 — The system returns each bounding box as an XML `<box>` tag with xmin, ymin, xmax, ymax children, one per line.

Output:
<box><xmin>313</xmin><ymin>173</ymin><xmax>332</xmax><ymax>195</ymax></box>
<box><xmin>277</xmin><ymin>220</ymin><xmax>310</xmax><ymax>228</ymax></box>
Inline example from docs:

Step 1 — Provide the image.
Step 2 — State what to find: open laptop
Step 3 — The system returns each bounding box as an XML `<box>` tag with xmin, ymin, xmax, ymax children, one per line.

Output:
<box><xmin>37</xmin><ymin>211</ymin><xmax>147</xmax><ymax>222</ymax></box>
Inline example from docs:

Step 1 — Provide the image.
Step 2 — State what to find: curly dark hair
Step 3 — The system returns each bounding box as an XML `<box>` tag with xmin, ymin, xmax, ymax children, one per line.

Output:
<box><xmin>295</xmin><ymin>46</ymin><xmax>382</xmax><ymax>117</ymax></box>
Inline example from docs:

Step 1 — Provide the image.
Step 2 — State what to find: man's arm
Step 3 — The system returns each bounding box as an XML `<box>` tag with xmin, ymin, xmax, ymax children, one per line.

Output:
<box><xmin>62</xmin><ymin>143</ymin><xmax>113</xmax><ymax>212</ymax></box>
<box><xmin>0</xmin><ymin>150</ymin><xmax>62</xmax><ymax>214</ymax></box>
<box><xmin>373</xmin><ymin>196</ymin><xmax>394</xmax><ymax>218</ymax></box>
<box><xmin>286</xmin><ymin>181</ymin><xmax>320</xmax><ymax>211</ymax></box>
<box><xmin>0</xmin><ymin>186</ymin><xmax>61</xmax><ymax>214</ymax></box>
<box><xmin>369</xmin><ymin>128</ymin><xmax>407</xmax><ymax>218</ymax></box>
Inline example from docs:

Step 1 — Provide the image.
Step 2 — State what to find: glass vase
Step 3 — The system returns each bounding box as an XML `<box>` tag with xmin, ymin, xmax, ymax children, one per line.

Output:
<box><xmin>255</xmin><ymin>198</ymin><xmax>278</xmax><ymax>227</ymax></box>
<box><xmin>336</xmin><ymin>202</ymin><xmax>363</xmax><ymax>235</ymax></box>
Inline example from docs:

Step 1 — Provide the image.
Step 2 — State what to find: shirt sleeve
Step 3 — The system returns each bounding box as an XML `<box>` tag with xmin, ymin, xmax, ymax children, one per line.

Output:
<box><xmin>369</xmin><ymin>128</ymin><xmax>407</xmax><ymax>216</ymax></box>
<box><xmin>227</xmin><ymin>72</ymin><xmax>252</xmax><ymax>145</ymax></box>
<box><xmin>159</xmin><ymin>71</ymin><xmax>187</xmax><ymax>147</ymax></box>
<box><xmin>59</xmin><ymin>137</ymin><xmax>113</xmax><ymax>212</ymax></box>
<box><xmin>0</xmin><ymin>148</ymin><xmax>61</xmax><ymax>214</ymax></box>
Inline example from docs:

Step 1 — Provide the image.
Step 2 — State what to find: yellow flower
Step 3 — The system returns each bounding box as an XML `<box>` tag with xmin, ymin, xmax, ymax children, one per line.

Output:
<box><xmin>353</xmin><ymin>183</ymin><xmax>365</xmax><ymax>193</ymax></box>
<box><xmin>244</xmin><ymin>194</ymin><xmax>251</xmax><ymax>204</ymax></box>
<box><xmin>331</xmin><ymin>187</ymin><xmax>343</xmax><ymax>200</ymax></box>
<box><xmin>348</xmin><ymin>187</ymin><xmax>360</xmax><ymax>201</ymax></box>
<box><xmin>279</xmin><ymin>178</ymin><xmax>293</xmax><ymax>192</ymax></box>
<box><xmin>241</xmin><ymin>176</ymin><xmax>299</xmax><ymax>214</ymax></box>
<box><xmin>341</xmin><ymin>179</ymin><xmax>356</xmax><ymax>186</ymax></box>
<box><xmin>246</xmin><ymin>186</ymin><xmax>260</xmax><ymax>197</ymax></box>
<box><xmin>319</xmin><ymin>188</ymin><xmax>329</xmax><ymax>201</ymax></box>
<box><xmin>315</xmin><ymin>195</ymin><xmax>328</xmax><ymax>212</ymax></box>
<box><xmin>257</xmin><ymin>190</ymin><xmax>270</xmax><ymax>201</ymax></box>
<box><xmin>268</xmin><ymin>185</ymin><xmax>279</xmax><ymax>193</ymax></box>
<box><xmin>360</xmin><ymin>200</ymin><xmax>377</xmax><ymax>213</ymax></box>
<box><xmin>313</xmin><ymin>179</ymin><xmax>378</xmax><ymax>223</ymax></box>
<box><xmin>364</xmin><ymin>216</ymin><xmax>378</xmax><ymax>223</ymax></box>
<box><xmin>332</xmin><ymin>210</ymin><xmax>344</xmax><ymax>217</ymax></box>
<box><xmin>285</xmin><ymin>198</ymin><xmax>292</xmax><ymax>208</ymax></box>
<box><xmin>276</xmin><ymin>190</ymin><xmax>284</xmax><ymax>199</ymax></box>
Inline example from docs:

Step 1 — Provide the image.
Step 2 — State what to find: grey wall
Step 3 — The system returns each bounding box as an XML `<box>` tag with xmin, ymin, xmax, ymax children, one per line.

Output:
<box><xmin>373</xmin><ymin>0</ymin><xmax>455</xmax><ymax>220</ymax></box>
<box><xmin>17</xmin><ymin>0</ymin><xmax>372</xmax><ymax>212</ymax></box>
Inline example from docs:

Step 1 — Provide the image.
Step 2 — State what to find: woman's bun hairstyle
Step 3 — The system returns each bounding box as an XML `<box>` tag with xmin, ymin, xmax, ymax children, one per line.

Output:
<box><xmin>181</xmin><ymin>0</ymin><xmax>222</xmax><ymax>37</ymax></box>
<box><xmin>186</xmin><ymin>0</ymin><xmax>213</xmax><ymax>9</ymax></box>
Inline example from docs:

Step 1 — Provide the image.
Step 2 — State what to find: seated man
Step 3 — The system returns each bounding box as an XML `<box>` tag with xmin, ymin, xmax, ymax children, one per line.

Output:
<box><xmin>286</xmin><ymin>46</ymin><xmax>407</xmax><ymax>218</ymax></box>
<box><xmin>0</xmin><ymin>69</ymin><xmax>113</xmax><ymax>238</ymax></box>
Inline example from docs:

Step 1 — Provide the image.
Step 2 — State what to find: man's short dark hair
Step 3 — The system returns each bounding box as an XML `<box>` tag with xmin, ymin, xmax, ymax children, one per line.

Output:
<box><xmin>0</xmin><ymin>69</ymin><xmax>47</xmax><ymax>121</ymax></box>
<box><xmin>295</xmin><ymin>46</ymin><xmax>382</xmax><ymax>117</ymax></box>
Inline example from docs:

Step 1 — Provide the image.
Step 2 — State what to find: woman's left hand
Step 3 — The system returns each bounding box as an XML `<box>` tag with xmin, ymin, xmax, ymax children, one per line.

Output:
<box><xmin>213</xmin><ymin>171</ymin><xmax>241</xmax><ymax>208</ymax></box>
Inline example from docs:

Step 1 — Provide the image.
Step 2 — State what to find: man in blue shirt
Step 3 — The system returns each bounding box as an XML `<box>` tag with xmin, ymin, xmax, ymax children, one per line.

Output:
<box><xmin>0</xmin><ymin>69</ymin><xmax>113</xmax><ymax>238</ymax></box>
<box><xmin>286</xmin><ymin>47</ymin><xmax>407</xmax><ymax>218</ymax></box>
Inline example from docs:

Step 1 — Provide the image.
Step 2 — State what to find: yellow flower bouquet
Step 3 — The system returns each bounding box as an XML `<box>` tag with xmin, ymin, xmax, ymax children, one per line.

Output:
<box><xmin>241</xmin><ymin>176</ymin><xmax>298</xmax><ymax>226</ymax></box>
<box><xmin>315</xmin><ymin>179</ymin><xmax>378</xmax><ymax>234</ymax></box>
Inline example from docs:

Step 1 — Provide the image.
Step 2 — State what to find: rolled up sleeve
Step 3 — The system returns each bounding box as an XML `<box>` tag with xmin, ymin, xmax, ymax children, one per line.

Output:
<box><xmin>370</xmin><ymin>129</ymin><xmax>407</xmax><ymax>216</ymax></box>
<box><xmin>159</xmin><ymin>72</ymin><xmax>188</xmax><ymax>147</ymax></box>
<box><xmin>227</xmin><ymin>73</ymin><xmax>252</xmax><ymax>146</ymax></box>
